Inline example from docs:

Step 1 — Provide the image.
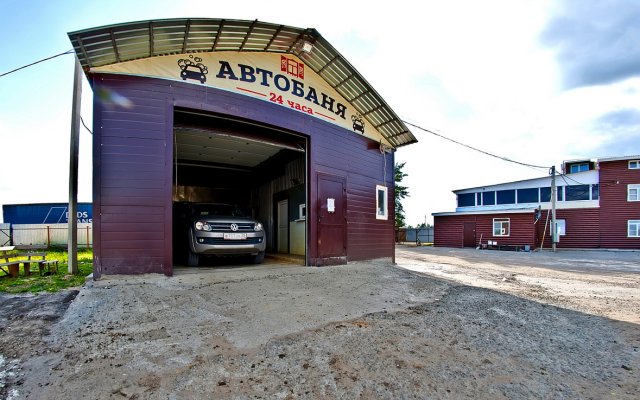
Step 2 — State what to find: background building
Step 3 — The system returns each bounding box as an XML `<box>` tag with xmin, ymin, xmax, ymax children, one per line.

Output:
<box><xmin>433</xmin><ymin>156</ymin><xmax>640</xmax><ymax>250</ymax></box>
<box><xmin>2</xmin><ymin>203</ymin><xmax>93</xmax><ymax>224</ymax></box>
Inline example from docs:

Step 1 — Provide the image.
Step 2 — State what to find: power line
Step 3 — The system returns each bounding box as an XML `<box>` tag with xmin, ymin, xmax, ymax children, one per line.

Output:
<box><xmin>0</xmin><ymin>48</ymin><xmax>93</xmax><ymax>135</ymax></box>
<box><xmin>0</xmin><ymin>49</ymin><xmax>74</xmax><ymax>78</ymax></box>
<box><xmin>80</xmin><ymin>116</ymin><xmax>93</xmax><ymax>135</ymax></box>
<box><xmin>559</xmin><ymin>173</ymin><xmax>588</xmax><ymax>185</ymax></box>
<box><xmin>558</xmin><ymin>171</ymin><xmax>613</xmax><ymax>187</ymax></box>
<box><xmin>403</xmin><ymin>120</ymin><xmax>549</xmax><ymax>170</ymax></box>
<box><xmin>0</xmin><ymin>49</ymin><xmax>577</xmax><ymax>177</ymax></box>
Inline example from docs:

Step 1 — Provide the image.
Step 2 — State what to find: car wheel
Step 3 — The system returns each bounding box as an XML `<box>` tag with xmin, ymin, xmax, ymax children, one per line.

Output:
<box><xmin>253</xmin><ymin>251</ymin><xmax>265</xmax><ymax>264</ymax></box>
<box><xmin>188</xmin><ymin>251</ymin><xmax>199</xmax><ymax>267</ymax></box>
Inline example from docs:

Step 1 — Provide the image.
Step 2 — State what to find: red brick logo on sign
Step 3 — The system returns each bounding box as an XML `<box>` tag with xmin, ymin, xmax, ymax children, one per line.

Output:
<box><xmin>281</xmin><ymin>55</ymin><xmax>305</xmax><ymax>79</ymax></box>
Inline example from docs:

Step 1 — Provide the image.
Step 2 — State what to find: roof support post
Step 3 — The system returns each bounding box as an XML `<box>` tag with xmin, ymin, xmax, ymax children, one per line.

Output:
<box><xmin>68</xmin><ymin>57</ymin><xmax>82</xmax><ymax>274</ymax></box>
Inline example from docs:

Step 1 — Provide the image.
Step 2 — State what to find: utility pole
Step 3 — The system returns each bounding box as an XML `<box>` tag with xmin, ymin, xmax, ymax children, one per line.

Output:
<box><xmin>68</xmin><ymin>57</ymin><xmax>82</xmax><ymax>274</ymax></box>
<box><xmin>550</xmin><ymin>165</ymin><xmax>557</xmax><ymax>252</ymax></box>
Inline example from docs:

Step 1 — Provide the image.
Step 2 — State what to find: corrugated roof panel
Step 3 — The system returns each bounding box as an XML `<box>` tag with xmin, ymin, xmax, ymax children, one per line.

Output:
<box><xmin>152</xmin><ymin>24</ymin><xmax>185</xmax><ymax>35</ymax></box>
<box><xmin>118</xmin><ymin>43</ymin><xmax>151</xmax><ymax>58</ymax></box>
<box><xmin>267</xmin><ymin>29</ymin><xmax>300</xmax><ymax>52</ymax></box>
<box><xmin>243</xmin><ymin>35</ymin><xmax>276</xmax><ymax>48</ymax></box>
<box><xmin>367</xmin><ymin>108</ymin><xmax>385</xmax><ymax>124</ymax></box>
<box><xmin>352</xmin><ymin>94</ymin><xmax>377</xmax><ymax>113</ymax></box>
<box><xmin>380</xmin><ymin>121</ymin><xmax>407</xmax><ymax>140</ymax></box>
<box><xmin>87</xmin><ymin>54</ymin><xmax>118</xmax><ymax>67</ymax></box>
<box><xmin>367</xmin><ymin>113</ymin><xmax>385</xmax><ymax>128</ymax></box>
<box><xmin>361</xmin><ymin>96</ymin><xmax>380</xmax><ymax>116</ymax></box>
<box><xmin>330</xmin><ymin>58</ymin><xmax>352</xmax><ymax>80</ymax></box>
<box><xmin>114</xmin><ymin>34</ymin><xmax>151</xmax><ymax>49</ymax></box>
<box><xmin>372</xmin><ymin>108</ymin><xmax>395</xmax><ymax>127</ymax></box>
<box><xmin>219</xmin><ymin>24</ymin><xmax>253</xmax><ymax>33</ymax></box>
<box><xmin>337</xmin><ymin>74</ymin><xmax>361</xmax><ymax>96</ymax></box>
<box><xmin>82</xmin><ymin>44</ymin><xmax>113</xmax><ymax>59</ymax></box>
<box><xmin>113</xmin><ymin>27</ymin><xmax>150</xmax><ymax>38</ymax></box>
<box><xmin>81</xmin><ymin>36</ymin><xmax>112</xmax><ymax>50</ymax></box>
<box><xmin>300</xmin><ymin>56</ymin><xmax>323</xmax><ymax>72</ymax></box>
<box><xmin>86</xmin><ymin>34</ymin><xmax>108</xmax><ymax>45</ymax></box>
<box><xmin>307</xmin><ymin>42</ymin><xmax>334</xmax><ymax>68</ymax></box>
<box><xmin>343</xmin><ymin>75</ymin><xmax>367</xmax><ymax>96</ymax></box>
<box><xmin>215</xmin><ymin>36</ymin><xmax>246</xmax><ymax>47</ymax></box>
<box><xmin>186</xmin><ymin>29</ymin><xmax>217</xmax><ymax>38</ymax></box>
<box><xmin>188</xmin><ymin>26</ymin><xmax>221</xmax><ymax>41</ymax></box>
<box><xmin>344</xmin><ymin>84</ymin><xmax>363</xmax><ymax>99</ymax></box>
<box><xmin>383</xmin><ymin>119</ymin><xmax>402</xmax><ymax>131</ymax></box>
<box><xmin>186</xmin><ymin>30</ymin><xmax>216</xmax><ymax>38</ymax></box>
<box><xmin>250</xmin><ymin>32</ymin><xmax>279</xmax><ymax>42</ymax></box>
<box><xmin>185</xmin><ymin>39</ymin><xmax>216</xmax><ymax>51</ymax></box>
<box><xmin>334</xmin><ymin>81</ymin><xmax>360</xmax><ymax>104</ymax></box>
<box><xmin>152</xmin><ymin>32</ymin><xmax>184</xmax><ymax>43</ymax></box>
<box><xmin>69</xmin><ymin>18</ymin><xmax>417</xmax><ymax>147</ymax></box>
<box><xmin>241</xmin><ymin>44</ymin><xmax>267</xmax><ymax>52</ymax></box>
<box><xmin>250</xmin><ymin>26</ymin><xmax>279</xmax><ymax>37</ymax></box>
<box><xmin>363</xmin><ymin>92</ymin><xmax>383</xmax><ymax>110</ymax></box>
<box><xmin>322</xmin><ymin>63</ymin><xmax>350</xmax><ymax>86</ymax></box>
<box><xmin>319</xmin><ymin>69</ymin><xmax>344</xmax><ymax>89</ymax></box>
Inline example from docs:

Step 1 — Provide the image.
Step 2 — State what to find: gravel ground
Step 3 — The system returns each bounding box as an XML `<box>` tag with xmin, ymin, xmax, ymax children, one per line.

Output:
<box><xmin>396</xmin><ymin>246</ymin><xmax>640</xmax><ymax>324</ymax></box>
<box><xmin>0</xmin><ymin>249</ymin><xmax>638</xmax><ymax>399</ymax></box>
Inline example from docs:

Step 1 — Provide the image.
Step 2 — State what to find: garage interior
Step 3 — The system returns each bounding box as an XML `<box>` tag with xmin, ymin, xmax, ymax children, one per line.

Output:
<box><xmin>172</xmin><ymin>109</ymin><xmax>307</xmax><ymax>266</ymax></box>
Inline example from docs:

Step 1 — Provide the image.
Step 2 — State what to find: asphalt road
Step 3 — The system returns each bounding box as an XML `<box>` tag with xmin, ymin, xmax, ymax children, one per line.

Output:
<box><xmin>398</xmin><ymin>244</ymin><xmax>640</xmax><ymax>274</ymax></box>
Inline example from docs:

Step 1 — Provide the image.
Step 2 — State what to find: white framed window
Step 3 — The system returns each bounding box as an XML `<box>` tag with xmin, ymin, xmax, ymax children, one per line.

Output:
<box><xmin>629</xmin><ymin>220</ymin><xmax>640</xmax><ymax>237</ymax></box>
<box><xmin>629</xmin><ymin>160</ymin><xmax>640</xmax><ymax>169</ymax></box>
<box><xmin>493</xmin><ymin>218</ymin><xmax>510</xmax><ymax>236</ymax></box>
<box><xmin>298</xmin><ymin>204</ymin><xmax>306</xmax><ymax>220</ymax></box>
<box><xmin>628</xmin><ymin>184</ymin><xmax>640</xmax><ymax>202</ymax></box>
<box><xmin>376</xmin><ymin>185</ymin><xmax>388</xmax><ymax>220</ymax></box>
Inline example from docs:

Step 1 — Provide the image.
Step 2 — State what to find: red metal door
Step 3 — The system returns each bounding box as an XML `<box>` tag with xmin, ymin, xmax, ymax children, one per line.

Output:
<box><xmin>317</xmin><ymin>174</ymin><xmax>346</xmax><ymax>260</ymax></box>
<box><xmin>463</xmin><ymin>222</ymin><xmax>476</xmax><ymax>247</ymax></box>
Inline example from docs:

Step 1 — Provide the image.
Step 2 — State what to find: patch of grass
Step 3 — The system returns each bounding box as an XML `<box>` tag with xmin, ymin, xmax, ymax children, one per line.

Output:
<box><xmin>0</xmin><ymin>248</ymin><xmax>93</xmax><ymax>294</ymax></box>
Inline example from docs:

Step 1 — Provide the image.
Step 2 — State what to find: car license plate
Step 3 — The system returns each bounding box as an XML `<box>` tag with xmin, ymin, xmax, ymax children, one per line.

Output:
<box><xmin>224</xmin><ymin>233</ymin><xmax>247</xmax><ymax>240</ymax></box>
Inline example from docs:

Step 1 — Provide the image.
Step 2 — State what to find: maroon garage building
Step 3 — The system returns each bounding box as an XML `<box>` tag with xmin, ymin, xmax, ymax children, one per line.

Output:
<box><xmin>68</xmin><ymin>19</ymin><xmax>417</xmax><ymax>277</ymax></box>
<box><xmin>433</xmin><ymin>156</ymin><xmax>640</xmax><ymax>250</ymax></box>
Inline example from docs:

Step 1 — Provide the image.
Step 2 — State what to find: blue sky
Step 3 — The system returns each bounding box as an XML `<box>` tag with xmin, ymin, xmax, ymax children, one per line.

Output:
<box><xmin>1</xmin><ymin>0</ymin><xmax>639</xmax><ymax>225</ymax></box>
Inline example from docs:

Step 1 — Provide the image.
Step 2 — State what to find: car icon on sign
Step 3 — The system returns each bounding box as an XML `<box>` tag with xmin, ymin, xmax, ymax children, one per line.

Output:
<box><xmin>352</xmin><ymin>119</ymin><xmax>365</xmax><ymax>133</ymax></box>
<box><xmin>180</xmin><ymin>65</ymin><xmax>207</xmax><ymax>84</ymax></box>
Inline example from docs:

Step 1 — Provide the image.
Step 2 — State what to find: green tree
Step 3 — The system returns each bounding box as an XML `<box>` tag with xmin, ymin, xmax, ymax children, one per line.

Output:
<box><xmin>394</xmin><ymin>162</ymin><xmax>409</xmax><ymax>227</ymax></box>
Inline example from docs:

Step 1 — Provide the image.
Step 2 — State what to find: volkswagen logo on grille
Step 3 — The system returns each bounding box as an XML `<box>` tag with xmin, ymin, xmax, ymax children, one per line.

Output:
<box><xmin>230</xmin><ymin>223</ymin><xmax>239</xmax><ymax>231</ymax></box>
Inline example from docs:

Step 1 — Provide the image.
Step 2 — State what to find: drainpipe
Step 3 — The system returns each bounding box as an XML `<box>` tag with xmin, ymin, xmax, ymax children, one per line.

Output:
<box><xmin>551</xmin><ymin>166</ymin><xmax>557</xmax><ymax>253</ymax></box>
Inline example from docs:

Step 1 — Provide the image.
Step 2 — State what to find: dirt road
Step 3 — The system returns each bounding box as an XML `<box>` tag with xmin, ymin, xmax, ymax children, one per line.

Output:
<box><xmin>0</xmin><ymin>249</ymin><xmax>638</xmax><ymax>399</ymax></box>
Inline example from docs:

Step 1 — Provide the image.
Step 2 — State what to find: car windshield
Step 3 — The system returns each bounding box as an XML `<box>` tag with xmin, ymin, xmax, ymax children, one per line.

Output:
<box><xmin>193</xmin><ymin>204</ymin><xmax>245</xmax><ymax>217</ymax></box>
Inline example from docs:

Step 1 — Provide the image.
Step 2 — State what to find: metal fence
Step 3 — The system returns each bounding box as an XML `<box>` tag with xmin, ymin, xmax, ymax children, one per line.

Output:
<box><xmin>1</xmin><ymin>223</ymin><xmax>93</xmax><ymax>248</ymax></box>
<box><xmin>396</xmin><ymin>227</ymin><xmax>434</xmax><ymax>244</ymax></box>
<box><xmin>0</xmin><ymin>224</ymin><xmax>10</xmax><ymax>246</ymax></box>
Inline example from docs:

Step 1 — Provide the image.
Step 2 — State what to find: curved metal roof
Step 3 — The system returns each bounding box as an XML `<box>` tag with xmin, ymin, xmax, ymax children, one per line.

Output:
<box><xmin>68</xmin><ymin>18</ymin><xmax>417</xmax><ymax>148</ymax></box>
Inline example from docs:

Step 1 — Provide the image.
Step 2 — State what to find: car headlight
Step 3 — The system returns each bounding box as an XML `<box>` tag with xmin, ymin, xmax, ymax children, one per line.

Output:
<box><xmin>195</xmin><ymin>222</ymin><xmax>212</xmax><ymax>231</ymax></box>
<box><xmin>254</xmin><ymin>222</ymin><xmax>263</xmax><ymax>232</ymax></box>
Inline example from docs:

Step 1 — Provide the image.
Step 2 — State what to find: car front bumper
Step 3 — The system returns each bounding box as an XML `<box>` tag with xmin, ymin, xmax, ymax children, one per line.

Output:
<box><xmin>189</xmin><ymin>230</ymin><xmax>266</xmax><ymax>256</ymax></box>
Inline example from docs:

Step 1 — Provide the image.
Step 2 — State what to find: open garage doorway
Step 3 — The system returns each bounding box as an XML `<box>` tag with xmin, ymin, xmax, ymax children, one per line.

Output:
<box><xmin>171</xmin><ymin>109</ymin><xmax>307</xmax><ymax>268</ymax></box>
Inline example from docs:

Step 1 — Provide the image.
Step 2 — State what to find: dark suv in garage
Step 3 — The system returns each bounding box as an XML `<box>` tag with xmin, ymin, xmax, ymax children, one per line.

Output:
<box><xmin>184</xmin><ymin>203</ymin><xmax>266</xmax><ymax>266</ymax></box>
